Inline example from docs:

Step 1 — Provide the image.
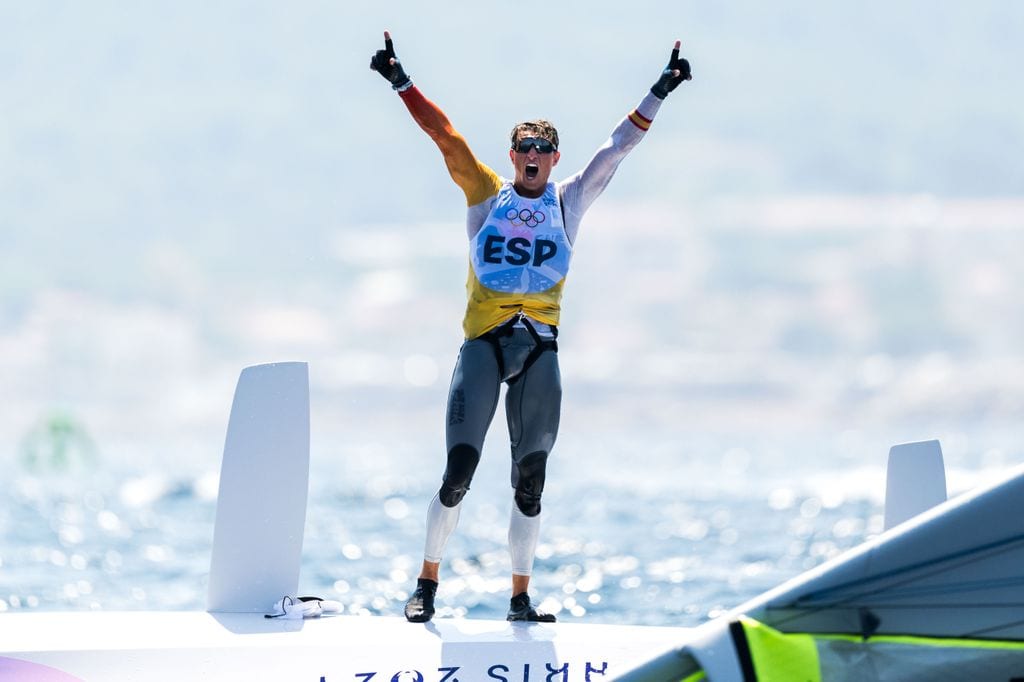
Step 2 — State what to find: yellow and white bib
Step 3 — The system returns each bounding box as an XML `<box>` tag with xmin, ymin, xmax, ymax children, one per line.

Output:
<box><xmin>463</xmin><ymin>182</ymin><xmax>572</xmax><ymax>339</ymax></box>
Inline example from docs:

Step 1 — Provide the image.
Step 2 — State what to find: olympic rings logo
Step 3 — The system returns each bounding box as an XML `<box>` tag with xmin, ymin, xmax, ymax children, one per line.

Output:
<box><xmin>505</xmin><ymin>207</ymin><xmax>546</xmax><ymax>228</ymax></box>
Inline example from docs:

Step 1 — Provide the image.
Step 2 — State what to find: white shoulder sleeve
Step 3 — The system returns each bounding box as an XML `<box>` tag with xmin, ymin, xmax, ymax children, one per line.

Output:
<box><xmin>559</xmin><ymin>91</ymin><xmax>664</xmax><ymax>244</ymax></box>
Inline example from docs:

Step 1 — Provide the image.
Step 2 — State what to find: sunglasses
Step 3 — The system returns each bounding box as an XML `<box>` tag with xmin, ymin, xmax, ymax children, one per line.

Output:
<box><xmin>513</xmin><ymin>137</ymin><xmax>557</xmax><ymax>154</ymax></box>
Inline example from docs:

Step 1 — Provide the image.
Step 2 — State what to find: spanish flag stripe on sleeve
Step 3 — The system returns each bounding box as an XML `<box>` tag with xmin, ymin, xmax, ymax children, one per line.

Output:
<box><xmin>628</xmin><ymin>109</ymin><xmax>653</xmax><ymax>131</ymax></box>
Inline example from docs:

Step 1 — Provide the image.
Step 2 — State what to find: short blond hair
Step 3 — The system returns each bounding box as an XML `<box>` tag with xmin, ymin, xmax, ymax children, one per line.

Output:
<box><xmin>510</xmin><ymin>119</ymin><xmax>559</xmax><ymax>150</ymax></box>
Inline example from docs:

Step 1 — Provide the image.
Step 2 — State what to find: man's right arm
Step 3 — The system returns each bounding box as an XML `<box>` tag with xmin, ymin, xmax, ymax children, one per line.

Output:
<box><xmin>397</xmin><ymin>87</ymin><xmax>501</xmax><ymax>207</ymax></box>
<box><xmin>370</xmin><ymin>31</ymin><xmax>500</xmax><ymax>207</ymax></box>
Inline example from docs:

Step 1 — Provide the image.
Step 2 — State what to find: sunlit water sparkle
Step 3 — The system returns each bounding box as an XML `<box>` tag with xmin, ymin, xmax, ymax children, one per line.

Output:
<box><xmin>7</xmin><ymin>426</ymin><xmax>1016</xmax><ymax>628</ymax></box>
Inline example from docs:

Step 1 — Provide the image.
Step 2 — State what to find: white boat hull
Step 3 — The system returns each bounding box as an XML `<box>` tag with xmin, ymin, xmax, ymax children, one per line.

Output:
<box><xmin>0</xmin><ymin>611</ymin><xmax>689</xmax><ymax>681</ymax></box>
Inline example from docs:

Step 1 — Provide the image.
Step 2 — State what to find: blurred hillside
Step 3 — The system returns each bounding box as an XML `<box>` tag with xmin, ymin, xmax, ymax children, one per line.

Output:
<box><xmin>1</xmin><ymin>2</ymin><xmax>1022</xmax><ymax>469</ymax></box>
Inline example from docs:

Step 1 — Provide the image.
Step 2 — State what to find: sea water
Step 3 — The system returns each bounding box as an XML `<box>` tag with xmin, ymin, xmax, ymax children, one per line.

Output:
<box><xmin>3</xmin><ymin>421</ymin><xmax>1018</xmax><ymax>627</ymax></box>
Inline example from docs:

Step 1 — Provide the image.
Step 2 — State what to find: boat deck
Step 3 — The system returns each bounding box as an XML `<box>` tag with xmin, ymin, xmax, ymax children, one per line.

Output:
<box><xmin>0</xmin><ymin>611</ymin><xmax>689</xmax><ymax>681</ymax></box>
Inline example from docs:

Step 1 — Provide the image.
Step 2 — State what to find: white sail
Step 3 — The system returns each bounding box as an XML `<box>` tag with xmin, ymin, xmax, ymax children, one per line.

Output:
<box><xmin>617</xmin><ymin>459</ymin><xmax>1024</xmax><ymax>680</ymax></box>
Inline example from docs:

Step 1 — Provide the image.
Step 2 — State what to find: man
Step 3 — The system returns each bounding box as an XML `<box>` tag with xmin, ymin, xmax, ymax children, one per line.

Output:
<box><xmin>370</xmin><ymin>32</ymin><xmax>690</xmax><ymax>623</ymax></box>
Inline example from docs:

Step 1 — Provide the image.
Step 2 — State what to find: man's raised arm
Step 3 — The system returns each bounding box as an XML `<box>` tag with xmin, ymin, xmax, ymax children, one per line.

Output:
<box><xmin>369</xmin><ymin>31</ymin><xmax>499</xmax><ymax>206</ymax></box>
<box><xmin>559</xmin><ymin>40</ymin><xmax>692</xmax><ymax>237</ymax></box>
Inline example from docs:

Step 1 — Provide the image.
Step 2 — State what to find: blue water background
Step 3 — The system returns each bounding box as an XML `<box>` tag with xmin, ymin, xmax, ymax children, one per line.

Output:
<box><xmin>3</xmin><ymin>420</ymin><xmax>1020</xmax><ymax>626</ymax></box>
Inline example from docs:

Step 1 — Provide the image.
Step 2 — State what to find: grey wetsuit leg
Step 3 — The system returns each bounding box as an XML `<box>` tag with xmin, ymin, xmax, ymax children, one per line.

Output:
<box><xmin>422</xmin><ymin>339</ymin><xmax>501</xmax><ymax>564</ymax></box>
<box><xmin>505</xmin><ymin>347</ymin><xmax>561</xmax><ymax>577</ymax></box>
<box><xmin>506</xmin><ymin>347</ymin><xmax>561</xmax><ymax>494</ymax></box>
<box><xmin>446</xmin><ymin>339</ymin><xmax>501</xmax><ymax>456</ymax></box>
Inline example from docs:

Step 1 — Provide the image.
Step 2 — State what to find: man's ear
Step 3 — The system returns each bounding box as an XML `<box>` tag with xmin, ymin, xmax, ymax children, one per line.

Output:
<box><xmin>553</xmin><ymin>151</ymin><xmax>561</xmax><ymax>166</ymax></box>
<box><xmin>509</xmin><ymin>149</ymin><xmax>516</xmax><ymax>164</ymax></box>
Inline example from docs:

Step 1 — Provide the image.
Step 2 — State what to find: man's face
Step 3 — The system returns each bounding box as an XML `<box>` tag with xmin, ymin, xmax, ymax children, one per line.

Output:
<box><xmin>509</xmin><ymin>134</ymin><xmax>560</xmax><ymax>197</ymax></box>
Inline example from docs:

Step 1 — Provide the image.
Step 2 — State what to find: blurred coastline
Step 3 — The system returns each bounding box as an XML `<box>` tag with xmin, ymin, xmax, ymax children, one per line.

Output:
<box><xmin>3</xmin><ymin>196</ymin><xmax>1021</xmax><ymax>471</ymax></box>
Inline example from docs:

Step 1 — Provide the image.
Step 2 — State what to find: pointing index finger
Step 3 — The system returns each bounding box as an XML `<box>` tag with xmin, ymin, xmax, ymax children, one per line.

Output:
<box><xmin>384</xmin><ymin>30</ymin><xmax>395</xmax><ymax>57</ymax></box>
<box><xmin>671</xmin><ymin>39</ymin><xmax>680</xmax><ymax>63</ymax></box>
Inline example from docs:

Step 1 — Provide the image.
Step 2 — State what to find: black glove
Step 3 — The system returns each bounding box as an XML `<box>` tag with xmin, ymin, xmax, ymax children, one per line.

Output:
<box><xmin>369</xmin><ymin>31</ymin><xmax>411</xmax><ymax>91</ymax></box>
<box><xmin>650</xmin><ymin>41</ymin><xmax>691</xmax><ymax>99</ymax></box>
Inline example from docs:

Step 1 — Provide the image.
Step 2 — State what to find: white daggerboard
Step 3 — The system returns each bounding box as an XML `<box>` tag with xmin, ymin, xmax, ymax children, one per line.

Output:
<box><xmin>207</xmin><ymin>361</ymin><xmax>310</xmax><ymax>612</ymax></box>
<box><xmin>884</xmin><ymin>439</ymin><xmax>946</xmax><ymax>530</ymax></box>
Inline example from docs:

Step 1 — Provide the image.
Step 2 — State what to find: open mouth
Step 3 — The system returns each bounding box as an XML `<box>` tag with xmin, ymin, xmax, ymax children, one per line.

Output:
<box><xmin>525</xmin><ymin>163</ymin><xmax>539</xmax><ymax>181</ymax></box>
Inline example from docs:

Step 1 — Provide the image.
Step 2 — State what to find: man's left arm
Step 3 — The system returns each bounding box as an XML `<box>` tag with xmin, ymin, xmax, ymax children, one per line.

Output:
<box><xmin>560</xmin><ymin>40</ymin><xmax>691</xmax><ymax>240</ymax></box>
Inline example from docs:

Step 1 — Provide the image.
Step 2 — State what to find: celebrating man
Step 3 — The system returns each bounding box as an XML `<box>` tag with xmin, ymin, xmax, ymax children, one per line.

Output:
<box><xmin>370</xmin><ymin>31</ymin><xmax>691</xmax><ymax>623</ymax></box>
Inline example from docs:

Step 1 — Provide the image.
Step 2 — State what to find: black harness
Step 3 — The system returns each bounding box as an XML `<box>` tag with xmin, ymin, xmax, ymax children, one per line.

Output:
<box><xmin>479</xmin><ymin>312</ymin><xmax>558</xmax><ymax>382</ymax></box>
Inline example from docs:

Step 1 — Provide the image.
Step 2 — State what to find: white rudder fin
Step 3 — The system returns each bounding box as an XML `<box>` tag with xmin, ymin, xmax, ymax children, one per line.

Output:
<box><xmin>884</xmin><ymin>439</ymin><xmax>946</xmax><ymax>531</ymax></box>
<box><xmin>207</xmin><ymin>362</ymin><xmax>310</xmax><ymax>613</ymax></box>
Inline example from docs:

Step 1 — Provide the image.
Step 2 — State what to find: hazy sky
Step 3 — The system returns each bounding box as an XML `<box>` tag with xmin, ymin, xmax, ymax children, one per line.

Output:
<box><xmin>2</xmin><ymin>2</ymin><xmax>1022</xmax><ymax>467</ymax></box>
<box><xmin>4</xmin><ymin>2</ymin><xmax>1022</xmax><ymax>286</ymax></box>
